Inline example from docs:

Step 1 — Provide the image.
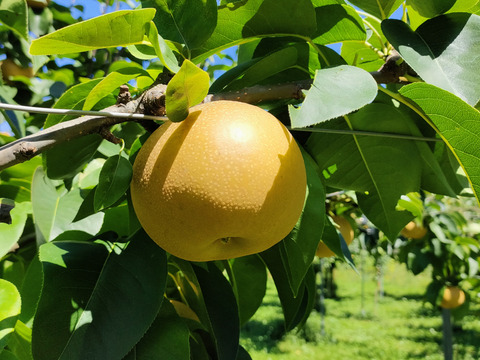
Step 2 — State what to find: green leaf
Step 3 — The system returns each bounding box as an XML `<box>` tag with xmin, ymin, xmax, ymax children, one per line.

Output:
<box><xmin>29</xmin><ymin>9</ymin><xmax>156</xmax><ymax>55</ymax></box>
<box><xmin>0</xmin><ymin>0</ymin><xmax>28</xmax><ymax>40</ymax></box>
<box><xmin>0</xmin><ymin>202</ymin><xmax>31</xmax><ymax>259</ymax></box>
<box><xmin>347</xmin><ymin>0</ymin><xmax>403</xmax><ymax>19</ymax></box>
<box><xmin>94</xmin><ymin>155</ymin><xmax>133</xmax><ymax>212</ymax></box>
<box><xmin>193</xmin><ymin>263</ymin><xmax>239</xmax><ymax>360</ymax></box>
<box><xmin>83</xmin><ymin>68</ymin><xmax>151</xmax><ymax>111</ymax></box>
<box><xmin>341</xmin><ymin>41</ymin><xmax>385</xmax><ymax>72</ymax></box>
<box><xmin>193</xmin><ymin>0</ymin><xmax>317</xmax><ymax>62</ymax></box>
<box><xmin>0</xmin><ymin>279</ymin><xmax>21</xmax><ymax>350</ymax></box>
<box><xmin>32</xmin><ymin>231</ymin><xmax>167</xmax><ymax>360</ymax></box>
<box><xmin>145</xmin><ymin>21</ymin><xmax>181</xmax><ymax>73</ymax></box>
<box><xmin>143</xmin><ymin>0</ymin><xmax>218</xmax><ymax>50</ymax></box>
<box><xmin>211</xmin><ymin>46</ymin><xmax>299</xmax><ymax>93</ymax></box>
<box><xmin>407</xmin><ymin>0</ymin><xmax>455</xmax><ymax>17</ymax></box>
<box><xmin>165</xmin><ymin>59</ymin><xmax>210</xmax><ymax>122</ymax></box>
<box><xmin>260</xmin><ymin>246</ymin><xmax>314</xmax><ymax>331</ymax></box>
<box><xmin>313</xmin><ymin>4</ymin><xmax>366</xmax><ymax>44</ymax></box>
<box><xmin>305</xmin><ymin>103</ymin><xmax>421</xmax><ymax>239</ymax></box>
<box><xmin>44</xmin><ymin>135</ymin><xmax>103</xmax><ymax>180</ymax></box>
<box><xmin>280</xmin><ymin>148</ymin><xmax>326</xmax><ymax>295</ymax></box>
<box><xmin>31</xmin><ymin>167</ymin><xmax>104</xmax><ymax>242</ymax></box>
<box><xmin>400</xmin><ymin>82</ymin><xmax>480</xmax><ymax>204</ymax></box>
<box><xmin>289</xmin><ymin>65</ymin><xmax>378</xmax><ymax>128</ymax></box>
<box><xmin>127</xmin><ymin>300</ymin><xmax>190</xmax><ymax>360</ymax></box>
<box><xmin>231</xmin><ymin>255</ymin><xmax>267</xmax><ymax>326</ymax></box>
<box><xmin>382</xmin><ymin>14</ymin><xmax>480</xmax><ymax>106</ymax></box>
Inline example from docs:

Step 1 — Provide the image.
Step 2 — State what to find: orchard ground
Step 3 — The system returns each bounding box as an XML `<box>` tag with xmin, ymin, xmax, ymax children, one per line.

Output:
<box><xmin>240</xmin><ymin>258</ymin><xmax>480</xmax><ymax>360</ymax></box>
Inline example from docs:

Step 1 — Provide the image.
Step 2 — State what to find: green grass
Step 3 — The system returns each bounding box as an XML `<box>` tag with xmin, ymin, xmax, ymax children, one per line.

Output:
<box><xmin>240</xmin><ymin>258</ymin><xmax>480</xmax><ymax>360</ymax></box>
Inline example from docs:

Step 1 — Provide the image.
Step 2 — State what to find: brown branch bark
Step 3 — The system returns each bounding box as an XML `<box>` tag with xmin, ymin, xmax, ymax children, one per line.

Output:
<box><xmin>0</xmin><ymin>61</ymin><xmax>411</xmax><ymax>171</ymax></box>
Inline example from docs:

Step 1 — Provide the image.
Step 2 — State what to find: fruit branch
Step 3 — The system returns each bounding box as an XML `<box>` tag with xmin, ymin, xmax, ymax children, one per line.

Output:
<box><xmin>0</xmin><ymin>59</ymin><xmax>417</xmax><ymax>171</ymax></box>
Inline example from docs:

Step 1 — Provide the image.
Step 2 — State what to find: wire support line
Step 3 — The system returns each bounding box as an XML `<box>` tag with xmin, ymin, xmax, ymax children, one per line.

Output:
<box><xmin>0</xmin><ymin>102</ymin><xmax>168</xmax><ymax>122</ymax></box>
<box><xmin>287</xmin><ymin>126</ymin><xmax>442</xmax><ymax>142</ymax></box>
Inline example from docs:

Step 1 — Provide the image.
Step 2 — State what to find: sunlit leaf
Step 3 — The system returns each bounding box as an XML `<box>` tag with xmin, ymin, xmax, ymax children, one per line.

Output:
<box><xmin>313</xmin><ymin>4</ymin><xmax>366</xmax><ymax>44</ymax></box>
<box><xmin>142</xmin><ymin>0</ymin><xmax>218</xmax><ymax>50</ymax></box>
<box><xmin>31</xmin><ymin>168</ymin><xmax>104</xmax><ymax>242</ymax></box>
<box><xmin>382</xmin><ymin>13</ymin><xmax>480</xmax><ymax>106</ymax></box>
<box><xmin>165</xmin><ymin>60</ymin><xmax>210</xmax><ymax>122</ymax></box>
<box><xmin>289</xmin><ymin>65</ymin><xmax>378</xmax><ymax>128</ymax></box>
<box><xmin>30</xmin><ymin>9</ymin><xmax>156</xmax><ymax>55</ymax></box>
<box><xmin>145</xmin><ymin>21</ymin><xmax>181</xmax><ymax>73</ymax></box>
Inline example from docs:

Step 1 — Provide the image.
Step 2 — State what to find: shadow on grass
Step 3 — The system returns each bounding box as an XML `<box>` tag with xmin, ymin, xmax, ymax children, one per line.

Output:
<box><xmin>241</xmin><ymin>318</ymin><xmax>286</xmax><ymax>352</ymax></box>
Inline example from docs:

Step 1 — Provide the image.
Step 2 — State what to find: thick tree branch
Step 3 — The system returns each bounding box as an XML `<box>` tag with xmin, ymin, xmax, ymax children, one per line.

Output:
<box><xmin>0</xmin><ymin>59</ymin><xmax>414</xmax><ymax>171</ymax></box>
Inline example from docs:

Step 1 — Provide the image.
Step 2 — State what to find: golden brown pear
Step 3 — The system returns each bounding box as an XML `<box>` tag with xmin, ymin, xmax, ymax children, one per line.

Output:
<box><xmin>440</xmin><ymin>286</ymin><xmax>466</xmax><ymax>309</ymax></box>
<box><xmin>131</xmin><ymin>100</ymin><xmax>306</xmax><ymax>261</ymax></box>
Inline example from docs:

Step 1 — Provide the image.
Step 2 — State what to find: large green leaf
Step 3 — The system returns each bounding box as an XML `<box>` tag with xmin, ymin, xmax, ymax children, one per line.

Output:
<box><xmin>279</xmin><ymin>148</ymin><xmax>326</xmax><ymax>295</ymax></box>
<box><xmin>0</xmin><ymin>201</ymin><xmax>31</xmax><ymax>258</ymax></box>
<box><xmin>31</xmin><ymin>168</ymin><xmax>104</xmax><ymax>242</ymax></box>
<box><xmin>0</xmin><ymin>279</ymin><xmax>21</xmax><ymax>350</ymax></box>
<box><xmin>30</xmin><ymin>9</ymin><xmax>156</xmax><ymax>55</ymax></box>
<box><xmin>93</xmin><ymin>155</ymin><xmax>133</xmax><ymax>212</ymax></box>
<box><xmin>230</xmin><ymin>255</ymin><xmax>267</xmax><ymax>326</ymax></box>
<box><xmin>260</xmin><ymin>246</ymin><xmax>315</xmax><ymax>331</ymax></box>
<box><xmin>289</xmin><ymin>65</ymin><xmax>378</xmax><ymax>128</ymax></box>
<box><xmin>192</xmin><ymin>0</ymin><xmax>317</xmax><ymax>62</ymax></box>
<box><xmin>193</xmin><ymin>263</ymin><xmax>239</xmax><ymax>360</ymax></box>
<box><xmin>400</xmin><ymin>82</ymin><xmax>480</xmax><ymax>203</ymax></box>
<box><xmin>145</xmin><ymin>21</ymin><xmax>181</xmax><ymax>73</ymax></box>
<box><xmin>382</xmin><ymin>13</ymin><xmax>480</xmax><ymax>106</ymax></box>
<box><xmin>313</xmin><ymin>4</ymin><xmax>366</xmax><ymax>44</ymax></box>
<box><xmin>0</xmin><ymin>0</ymin><xmax>28</xmax><ymax>40</ymax></box>
<box><xmin>210</xmin><ymin>46</ymin><xmax>299</xmax><ymax>93</ymax></box>
<box><xmin>32</xmin><ymin>232</ymin><xmax>167</xmax><ymax>360</ymax></box>
<box><xmin>305</xmin><ymin>103</ymin><xmax>422</xmax><ymax>239</ymax></box>
<box><xmin>142</xmin><ymin>0</ymin><xmax>217</xmax><ymax>51</ymax></box>
<box><xmin>347</xmin><ymin>0</ymin><xmax>403</xmax><ymax>19</ymax></box>
<box><xmin>165</xmin><ymin>60</ymin><xmax>210</xmax><ymax>122</ymax></box>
